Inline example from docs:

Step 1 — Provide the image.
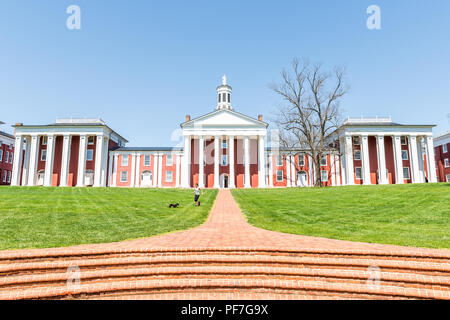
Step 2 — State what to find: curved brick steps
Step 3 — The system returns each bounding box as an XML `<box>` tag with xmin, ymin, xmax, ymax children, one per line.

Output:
<box><xmin>0</xmin><ymin>249</ymin><xmax>449</xmax><ymax>300</ymax></box>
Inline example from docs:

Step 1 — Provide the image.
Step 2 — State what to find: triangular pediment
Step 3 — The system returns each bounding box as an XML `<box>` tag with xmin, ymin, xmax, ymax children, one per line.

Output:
<box><xmin>181</xmin><ymin>109</ymin><xmax>267</xmax><ymax>128</ymax></box>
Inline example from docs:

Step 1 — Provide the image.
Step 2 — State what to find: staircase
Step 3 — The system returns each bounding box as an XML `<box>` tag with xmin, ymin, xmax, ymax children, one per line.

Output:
<box><xmin>0</xmin><ymin>247</ymin><xmax>449</xmax><ymax>300</ymax></box>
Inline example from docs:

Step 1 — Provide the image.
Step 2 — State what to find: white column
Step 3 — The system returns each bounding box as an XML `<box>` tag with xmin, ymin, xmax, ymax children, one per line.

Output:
<box><xmin>130</xmin><ymin>153</ymin><xmax>136</xmax><ymax>187</ymax></box>
<box><xmin>284</xmin><ymin>154</ymin><xmax>290</xmax><ymax>187</ymax></box>
<box><xmin>393</xmin><ymin>135</ymin><xmax>404</xmax><ymax>184</ymax></box>
<box><xmin>182</xmin><ymin>136</ymin><xmax>191</xmax><ymax>188</ymax></box>
<box><xmin>213</xmin><ymin>136</ymin><xmax>220</xmax><ymax>188</ymax></box>
<box><xmin>108</xmin><ymin>152</ymin><xmax>113</xmax><ymax>187</ymax></box>
<box><xmin>198</xmin><ymin>136</ymin><xmax>205</xmax><ymax>188</ymax></box>
<box><xmin>112</xmin><ymin>153</ymin><xmax>118</xmax><ymax>187</ymax></box>
<box><xmin>229</xmin><ymin>136</ymin><xmax>235</xmax><ymax>188</ymax></box>
<box><xmin>344</xmin><ymin>135</ymin><xmax>354</xmax><ymax>185</ymax></box>
<box><xmin>43</xmin><ymin>134</ymin><xmax>55</xmax><ymax>186</ymax></box>
<box><xmin>27</xmin><ymin>135</ymin><xmax>39</xmax><ymax>186</ymax></box>
<box><xmin>360</xmin><ymin>135</ymin><xmax>371</xmax><ymax>185</ymax></box>
<box><xmin>268</xmin><ymin>154</ymin><xmax>274</xmax><ymax>187</ymax></box>
<box><xmin>416</xmin><ymin>137</ymin><xmax>425</xmax><ymax>183</ymax></box>
<box><xmin>244</xmin><ymin>136</ymin><xmax>251</xmax><ymax>188</ymax></box>
<box><xmin>21</xmin><ymin>137</ymin><xmax>31</xmax><ymax>186</ymax></box>
<box><xmin>339</xmin><ymin>138</ymin><xmax>347</xmax><ymax>186</ymax></box>
<box><xmin>76</xmin><ymin>135</ymin><xmax>88</xmax><ymax>187</ymax></box>
<box><xmin>11</xmin><ymin>135</ymin><xmax>24</xmax><ymax>186</ymax></box>
<box><xmin>59</xmin><ymin>134</ymin><xmax>72</xmax><ymax>187</ymax></box>
<box><xmin>375</xmin><ymin>135</ymin><xmax>388</xmax><ymax>184</ymax></box>
<box><xmin>335</xmin><ymin>155</ymin><xmax>341</xmax><ymax>185</ymax></box>
<box><xmin>135</xmin><ymin>153</ymin><xmax>141</xmax><ymax>187</ymax></box>
<box><xmin>176</xmin><ymin>154</ymin><xmax>181</xmax><ymax>187</ymax></box>
<box><xmin>93</xmin><ymin>135</ymin><xmax>105</xmax><ymax>187</ymax></box>
<box><xmin>291</xmin><ymin>155</ymin><xmax>296</xmax><ymax>186</ymax></box>
<box><xmin>425</xmin><ymin>136</ymin><xmax>438</xmax><ymax>183</ymax></box>
<box><xmin>152</xmin><ymin>153</ymin><xmax>158</xmax><ymax>187</ymax></box>
<box><xmin>308</xmin><ymin>155</ymin><xmax>313</xmax><ymax>186</ymax></box>
<box><xmin>100</xmin><ymin>136</ymin><xmax>109</xmax><ymax>187</ymax></box>
<box><xmin>330</xmin><ymin>154</ymin><xmax>336</xmax><ymax>186</ymax></box>
<box><xmin>258</xmin><ymin>135</ymin><xmax>266</xmax><ymax>188</ymax></box>
<box><xmin>408</xmin><ymin>135</ymin><xmax>420</xmax><ymax>184</ymax></box>
<box><xmin>158</xmin><ymin>153</ymin><xmax>163</xmax><ymax>187</ymax></box>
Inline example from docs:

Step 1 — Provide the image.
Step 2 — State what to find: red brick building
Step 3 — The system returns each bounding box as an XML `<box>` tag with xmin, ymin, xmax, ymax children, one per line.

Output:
<box><xmin>0</xmin><ymin>127</ymin><xmax>15</xmax><ymax>185</ymax></box>
<box><xmin>434</xmin><ymin>132</ymin><xmax>450</xmax><ymax>182</ymax></box>
<box><xmin>10</xmin><ymin>77</ymin><xmax>440</xmax><ymax>188</ymax></box>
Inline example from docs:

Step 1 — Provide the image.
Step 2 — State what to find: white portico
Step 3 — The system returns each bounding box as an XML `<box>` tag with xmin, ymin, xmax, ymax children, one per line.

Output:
<box><xmin>180</xmin><ymin>76</ymin><xmax>268</xmax><ymax>188</ymax></box>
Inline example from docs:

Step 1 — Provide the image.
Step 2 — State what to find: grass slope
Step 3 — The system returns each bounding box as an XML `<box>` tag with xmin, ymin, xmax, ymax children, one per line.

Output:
<box><xmin>232</xmin><ymin>184</ymin><xmax>450</xmax><ymax>249</ymax></box>
<box><xmin>0</xmin><ymin>187</ymin><xmax>217</xmax><ymax>250</ymax></box>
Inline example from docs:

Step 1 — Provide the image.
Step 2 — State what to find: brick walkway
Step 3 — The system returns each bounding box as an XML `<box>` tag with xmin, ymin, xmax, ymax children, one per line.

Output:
<box><xmin>1</xmin><ymin>189</ymin><xmax>449</xmax><ymax>257</ymax></box>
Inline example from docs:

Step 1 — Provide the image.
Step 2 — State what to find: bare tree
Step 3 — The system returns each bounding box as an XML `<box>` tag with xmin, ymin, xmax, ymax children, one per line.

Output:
<box><xmin>271</xmin><ymin>58</ymin><xmax>349</xmax><ymax>187</ymax></box>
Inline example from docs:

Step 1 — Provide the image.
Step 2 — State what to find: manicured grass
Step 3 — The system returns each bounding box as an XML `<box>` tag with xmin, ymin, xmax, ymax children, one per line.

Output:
<box><xmin>0</xmin><ymin>187</ymin><xmax>217</xmax><ymax>250</ymax></box>
<box><xmin>232</xmin><ymin>184</ymin><xmax>450</xmax><ymax>249</ymax></box>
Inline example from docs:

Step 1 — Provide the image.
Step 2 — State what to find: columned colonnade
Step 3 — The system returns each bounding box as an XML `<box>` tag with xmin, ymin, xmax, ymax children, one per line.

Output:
<box><xmin>339</xmin><ymin>133</ymin><xmax>437</xmax><ymax>185</ymax></box>
<box><xmin>11</xmin><ymin>133</ymin><xmax>110</xmax><ymax>187</ymax></box>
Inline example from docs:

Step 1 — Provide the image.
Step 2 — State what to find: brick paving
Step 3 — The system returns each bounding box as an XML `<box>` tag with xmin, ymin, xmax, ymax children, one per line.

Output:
<box><xmin>1</xmin><ymin>189</ymin><xmax>449</xmax><ymax>258</ymax></box>
<box><xmin>0</xmin><ymin>189</ymin><xmax>449</xmax><ymax>300</ymax></box>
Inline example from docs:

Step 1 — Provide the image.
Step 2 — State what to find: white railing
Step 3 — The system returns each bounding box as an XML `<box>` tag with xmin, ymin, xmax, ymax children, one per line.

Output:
<box><xmin>55</xmin><ymin>118</ymin><xmax>105</xmax><ymax>125</ymax></box>
<box><xmin>344</xmin><ymin>116</ymin><xmax>392</xmax><ymax>124</ymax></box>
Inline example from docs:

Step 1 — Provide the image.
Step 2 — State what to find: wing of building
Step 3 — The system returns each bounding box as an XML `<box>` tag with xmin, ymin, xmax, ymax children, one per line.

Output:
<box><xmin>434</xmin><ymin>132</ymin><xmax>450</xmax><ymax>182</ymax></box>
<box><xmin>0</xmin><ymin>128</ymin><xmax>15</xmax><ymax>185</ymax></box>
<box><xmin>10</xmin><ymin>77</ymin><xmax>442</xmax><ymax>188</ymax></box>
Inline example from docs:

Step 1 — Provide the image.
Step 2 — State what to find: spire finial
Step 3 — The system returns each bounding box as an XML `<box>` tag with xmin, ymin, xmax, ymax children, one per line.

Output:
<box><xmin>222</xmin><ymin>74</ymin><xmax>227</xmax><ymax>85</ymax></box>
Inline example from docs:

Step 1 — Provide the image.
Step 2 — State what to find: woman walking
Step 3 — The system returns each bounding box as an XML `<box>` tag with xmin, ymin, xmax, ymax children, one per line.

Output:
<box><xmin>194</xmin><ymin>183</ymin><xmax>201</xmax><ymax>206</ymax></box>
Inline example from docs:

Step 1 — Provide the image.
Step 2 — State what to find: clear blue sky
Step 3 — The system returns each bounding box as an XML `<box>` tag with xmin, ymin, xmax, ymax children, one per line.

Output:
<box><xmin>1</xmin><ymin>0</ymin><xmax>449</xmax><ymax>146</ymax></box>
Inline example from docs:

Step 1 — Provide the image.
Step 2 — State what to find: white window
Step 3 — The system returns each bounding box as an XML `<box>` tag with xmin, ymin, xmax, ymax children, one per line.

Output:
<box><xmin>166</xmin><ymin>154</ymin><xmax>173</xmax><ymax>166</ymax></box>
<box><xmin>353</xmin><ymin>136</ymin><xmax>361</xmax><ymax>145</ymax></box>
<box><xmin>165</xmin><ymin>170</ymin><xmax>173</xmax><ymax>182</ymax></box>
<box><xmin>355</xmin><ymin>167</ymin><xmax>362</xmax><ymax>180</ymax></box>
<box><xmin>276</xmin><ymin>155</ymin><xmax>283</xmax><ymax>166</ymax></box>
<box><xmin>320</xmin><ymin>155</ymin><xmax>327</xmax><ymax>166</ymax></box>
<box><xmin>400</xmin><ymin>136</ymin><xmax>407</xmax><ymax>145</ymax></box>
<box><xmin>276</xmin><ymin>170</ymin><xmax>284</xmax><ymax>182</ymax></box>
<box><xmin>41</xmin><ymin>149</ymin><xmax>47</xmax><ymax>161</ymax></box>
<box><xmin>221</xmin><ymin>155</ymin><xmax>227</xmax><ymax>166</ymax></box>
<box><xmin>444</xmin><ymin>158</ymin><xmax>449</xmax><ymax>168</ymax></box>
<box><xmin>9</xmin><ymin>153</ymin><xmax>12</xmax><ymax>163</ymax></box>
<box><xmin>2</xmin><ymin>171</ymin><xmax>6</xmax><ymax>182</ymax></box>
<box><xmin>222</xmin><ymin>140</ymin><xmax>227</xmax><ymax>149</ymax></box>
<box><xmin>0</xmin><ymin>150</ymin><xmax>2</xmax><ymax>162</ymax></box>
<box><xmin>401</xmin><ymin>150</ymin><xmax>408</xmax><ymax>160</ymax></box>
<box><xmin>120</xmin><ymin>171</ymin><xmax>128</xmax><ymax>182</ymax></box>
<box><xmin>144</xmin><ymin>155</ymin><xmax>151</xmax><ymax>166</ymax></box>
<box><xmin>321</xmin><ymin>170</ymin><xmax>328</xmax><ymax>182</ymax></box>
<box><xmin>121</xmin><ymin>154</ymin><xmax>129</xmax><ymax>166</ymax></box>
<box><xmin>7</xmin><ymin>171</ymin><xmax>11</xmax><ymax>183</ymax></box>
<box><xmin>443</xmin><ymin>144</ymin><xmax>448</xmax><ymax>153</ymax></box>
<box><xmin>446</xmin><ymin>174</ymin><xmax>450</xmax><ymax>182</ymax></box>
<box><xmin>5</xmin><ymin>151</ymin><xmax>9</xmax><ymax>163</ymax></box>
<box><xmin>88</xmin><ymin>136</ymin><xmax>95</xmax><ymax>145</ymax></box>
<box><xmin>87</xmin><ymin>149</ymin><xmax>94</xmax><ymax>161</ymax></box>
<box><xmin>354</xmin><ymin>150</ymin><xmax>361</xmax><ymax>161</ymax></box>
<box><xmin>403</xmin><ymin>167</ymin><xmax>410</xmax><ymax>180</ymax></box>
<box><xmin>298</xmin><ymin>154</ymin><xmax>305</xmax><ymax>166</ymax></box>
<box><xmin>42</xmin><ymin>136</ymin><xmax>48</xmax><ymax>145</ymax></box>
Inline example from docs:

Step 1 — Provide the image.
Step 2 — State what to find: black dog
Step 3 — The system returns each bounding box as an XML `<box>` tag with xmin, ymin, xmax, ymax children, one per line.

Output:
<box><xmin>168</xmin><ymin>203</ymin><xmax>179</xmax><ymax>208</ymax></box>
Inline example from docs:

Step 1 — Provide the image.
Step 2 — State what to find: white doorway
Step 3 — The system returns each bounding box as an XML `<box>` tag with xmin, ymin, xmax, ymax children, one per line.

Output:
<box><xmin>85</xmin><ymin>170</ymin><xmax>94</xmax><ymax>186</ymax></box>
<box><xmin>219</xmin><ymin>173</ymin><xmax>229</xmax><ymax>188</ymax></box>
<box><xmin>141</xmin><ymin>171</ymin><xmax>152</xmax><ymax>187</ymax></box>
<box><xmin>37</xmin><ymin>170</ymin><xmax>45</xmax><ymax>186</ymax></box>
<box><xmin>297</xmin><ymin>171</ymin><xmax>308</xmax><ymax>187</ymax></box>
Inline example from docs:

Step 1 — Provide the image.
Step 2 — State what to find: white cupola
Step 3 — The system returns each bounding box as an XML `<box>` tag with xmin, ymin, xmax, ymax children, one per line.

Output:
<box><xmin>216</xmin><ymin>75</ymin><xmax>232</xmax><ymax>110</ymax></box>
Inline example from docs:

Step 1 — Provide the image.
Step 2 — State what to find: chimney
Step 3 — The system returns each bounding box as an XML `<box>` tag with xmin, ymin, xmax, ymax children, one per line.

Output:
<box><xmin>185</xmin><ymin>115</ymin><xmax>191</xmax><ymax>122</ymax></box>
<box><xmin>258</xmin><ymin>114</ymin><xmax>263</xmax><ymax>121</ymax></box>
<box><xmin>15</xmin><ymin>123</ymin><xmax>23</xmax><ymax>127</ymax></box>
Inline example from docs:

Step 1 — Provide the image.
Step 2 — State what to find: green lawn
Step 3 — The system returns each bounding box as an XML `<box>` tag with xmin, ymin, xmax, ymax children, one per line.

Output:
<box><xmin>232</xmin><ymin>184</ymin><xmax>450</xmax><ymax>249</ymax></box>
<box><xmin>0</xmin><ymin>187</ymin><xmax>217</xmax><ymax>250</ymax></box>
